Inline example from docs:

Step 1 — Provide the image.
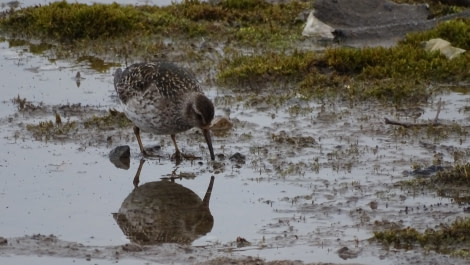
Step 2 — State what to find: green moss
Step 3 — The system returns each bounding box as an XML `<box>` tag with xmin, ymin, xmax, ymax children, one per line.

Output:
<box><xmin>218</xmin><ymin>46</ymin><xmax>441</xmax><ymax>103</ymax></box>
<box><xmin>0</xmin><ymin>1</ymin><xmax>144</xmax><ymax>41</ymax></box>
<box><xmin>374</xmin><ymin>226</ymin><xmax>420</xmax><ymax>250</ymax></box>
<box><xmin>22</xmin><ymin>108</ymin><xmax>131</xmax><ymax>141</ymax></box>
<box><xmin>374</xmin><ymin>217</ymin><xmax>470</xmax><ymax>257</ymax></box>
<box><xmin>434</xmin><ymin>163</ymin><xmax>470</xmax><ymax>185</ymax></box>
<box><xmin>12</xmin><ymin>95</ymin><xmax>44</xmax><ymax>111</ymax></box>
<box><xmin>402</xmin><ymin>18</ymin><xmax>470</xmax><ymax>50</ymax></box>
<box><xmin>83</xmin><ymin>109</ymin><xmax>132</xmax><ymax>130</ymax></box>
<box><xmin>172</xmin><ymin>0</ymin><xmax>225</xmax><ymax>21</ymax></box>
<box><xmin>0</xmin><ymin>0</ymin><xmax>309</xmax><ymax>70</ymax></box>
<box><xmin>218</xmin><ymin>18</ymin><xmax>470</xmax><ymax>104</ymax></box>
<box><xmin>325</xmin><ymin>37</ymin><xmax>470</xmax><ymax>81</ymax></box>
<box><xmin>392</xmin><ymin>0</ymin><xmax>465</xmax><ymax>17</ymax></box>
<box><xmin>0</xmin><ymin>0</ymin><xmax>306</xmax><ymax>43</ymax></box>
<box><xmin>221</xmin><ymin>0</ymin><xmax>268</xmax><ymax>10</ymax></box>
<box><xmin>217</xmin><ymin>50</ymin><xmax>319</xmax><ymax>86</ymax></box>
<box><xmin>26</xmin><ymin>114</ymin><xmax>77</xmax><ymax>141</ymax></box>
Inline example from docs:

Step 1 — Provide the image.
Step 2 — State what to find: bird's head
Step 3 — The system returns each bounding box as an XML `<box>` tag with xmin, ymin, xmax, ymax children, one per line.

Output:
<box><xmin>186</xmin><ymin>93</ymin><xmax>215</xmax><ymax>160</ymax></box>
<box><xmin>187</xmin><ymin>94</ymin><xmax>214</xmax><ymax>129</ymax></box>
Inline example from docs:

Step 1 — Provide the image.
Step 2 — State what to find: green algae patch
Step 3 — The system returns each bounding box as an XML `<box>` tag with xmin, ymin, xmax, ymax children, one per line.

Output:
<box><xmin>374</xmin><ymin>217</ymin><xmax>470</xmax><ymax>258</ymax></box>
<box><xmin>83</xmin><ymin>109</ymin><xmax>132</xmax><ymax>130</ymax></box>
<box><xmin>434</xmin><ymin>163</ymin><xmax>470</xmax><ymax>185</ymax></box>
<box><xmin>26</xmin><ymin>114</ymin><xmax>77</xmax><ymax>141</ymax></box>
<box><xmin>24</xmin><ymin>109</ymin><xmax>131</xmax><ymax>142</ymax></box>
<box><xmin>12</xmin><ymin>95</ymin><xmax>44</xmax><ymax>112</ymax></box>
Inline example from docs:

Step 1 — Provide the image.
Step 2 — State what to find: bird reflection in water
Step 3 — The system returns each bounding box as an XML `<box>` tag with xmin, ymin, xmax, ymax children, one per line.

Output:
<box><xmin>113</xmin><ymin>160</ymin><xmax>215</xmax><ymax>245</ymax></box>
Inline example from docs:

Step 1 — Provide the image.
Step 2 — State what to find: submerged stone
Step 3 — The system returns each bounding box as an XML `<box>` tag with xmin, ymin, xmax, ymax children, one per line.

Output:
<box><xmin>337</xmin><ymin>246</ymin><xmax>359</xmax><ymax>260</ymax></box>
<box><xmin>229</xmin><ymin>152</ymin><xmax>246</xmax><ymax>164</ymax></box>
<box><xmin>405</xmin><ymin>165</ymin><xmax>445</xmax><ymax>177</ymax></box>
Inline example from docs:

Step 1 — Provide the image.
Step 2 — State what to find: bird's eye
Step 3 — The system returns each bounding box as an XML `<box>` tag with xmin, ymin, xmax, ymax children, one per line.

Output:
<box><xmin>194</xmin><ymin>111</ymin><xmax>208</xmax><ymax>126</ymax></box>
<box><xmin>196</xmin><ymin>113</ymin><xmax>204</xmax><ymax>123</ymax></box>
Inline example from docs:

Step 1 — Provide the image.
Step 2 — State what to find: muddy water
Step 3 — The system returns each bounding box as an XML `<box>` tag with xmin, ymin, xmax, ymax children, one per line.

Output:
<box><xmin>1</xmin><ymin>29</ymin><xmax>470</xmax><ymax>265</ymax></box>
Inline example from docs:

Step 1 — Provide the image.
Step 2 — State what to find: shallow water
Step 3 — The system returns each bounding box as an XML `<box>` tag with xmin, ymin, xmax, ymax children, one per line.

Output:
<box><xmin>1</xmin><ymin>6</ymin><xmax>470</xmax><ymax>265</ymax></box>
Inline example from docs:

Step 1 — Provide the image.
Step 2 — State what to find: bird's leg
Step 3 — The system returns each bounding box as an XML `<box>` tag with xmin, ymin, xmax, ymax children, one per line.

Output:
<box><xmin>133</xmin><ymin>126</ymin><xmax>163</xmax><ymax>158</ymax></box>
<box><xmin>170</xmin><ymin>134</ymin><xmax>201</xmax><ymax>161</ymax></box>
<box><xmin>170</xmin><ymin>134</ymin><xmax>183</xmax><ymax>162</ymax></box>
<box><xmin>133</xmin><ymin>126</ymin><xmax>148</xmax><ymax>156</ymax></box>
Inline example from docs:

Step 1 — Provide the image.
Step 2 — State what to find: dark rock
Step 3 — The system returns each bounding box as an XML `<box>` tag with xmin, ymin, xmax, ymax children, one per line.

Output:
<box><xmin>109</xmin><ymin>145</ymin><xmax>131</xmax><ymax>169</ymax></box>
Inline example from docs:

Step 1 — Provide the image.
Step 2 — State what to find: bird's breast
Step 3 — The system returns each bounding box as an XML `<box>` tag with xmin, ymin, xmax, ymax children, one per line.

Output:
<box><xmin>121</xmin><ymin>98</ymin><xmax>192</xmax><ymax>135</ymax></box>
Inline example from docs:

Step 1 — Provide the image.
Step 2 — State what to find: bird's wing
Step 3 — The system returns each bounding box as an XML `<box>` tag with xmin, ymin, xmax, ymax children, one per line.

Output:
<box><xmin>114</xmin><ymin>62</ymin><xmax>201</xmax><ymax>102</ymax></box>
<box><xmin>144</xmin><ymin>62</ymin><xmax>202</xmax><ymax>99</ymax></box>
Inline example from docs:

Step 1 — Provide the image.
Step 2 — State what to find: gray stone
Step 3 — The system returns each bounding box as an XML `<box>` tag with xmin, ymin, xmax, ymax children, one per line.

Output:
<box><xmin>109</xmin><ymin>145</ymin><xmax>131</xmax><ymax>169</ymax></box>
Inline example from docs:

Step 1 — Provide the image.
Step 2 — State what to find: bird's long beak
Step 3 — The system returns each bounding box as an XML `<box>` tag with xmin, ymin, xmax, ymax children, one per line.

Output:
<box><xmin>202</xmin><ymin>128</ymin><xmax>215</xmax><ymax>160</ymax></box>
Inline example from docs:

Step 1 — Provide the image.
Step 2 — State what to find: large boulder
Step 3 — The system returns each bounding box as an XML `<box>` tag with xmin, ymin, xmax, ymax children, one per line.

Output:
<box><xmin>303</xmin><ymin>0</ymin><xmax>470</xmax><ymax>47</ymax></box>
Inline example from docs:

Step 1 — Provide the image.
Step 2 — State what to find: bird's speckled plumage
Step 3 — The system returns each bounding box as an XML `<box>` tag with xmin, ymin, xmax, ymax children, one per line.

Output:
<box><xmin>114</xmin><ymin>62</ymin><xmax>215</xmax><ymax>160</ymax></box>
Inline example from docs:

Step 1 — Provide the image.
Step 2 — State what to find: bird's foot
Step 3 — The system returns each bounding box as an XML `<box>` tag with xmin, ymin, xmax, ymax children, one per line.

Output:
<box><xmin>171</xmin><ymin>151</ymin><xmax>184</xmax><ymax>163</ymax></box>
<box><xmin>171</xmin><ymin>151</ymin><xmax>201</xmax><ymax>162</ymax></box>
